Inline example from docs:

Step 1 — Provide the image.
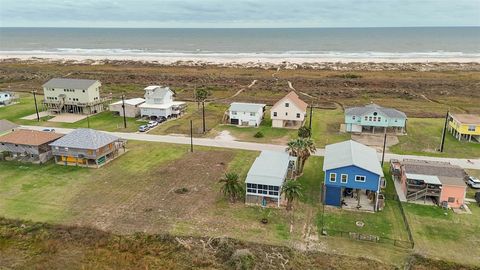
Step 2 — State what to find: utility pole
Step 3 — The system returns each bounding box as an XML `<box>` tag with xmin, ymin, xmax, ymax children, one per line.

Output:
<box><xmin>309</xmin><ymin>102</ymin><xmax>313</xmax><ymax>131</ymax></box>
<box><xmin>190</xmin><ymin>120</ymin><xmax>194</xmax><ymax>152</ymax></box>
<box><xmin>381</xmin><ymin>130</ymin><xmax>387</xmax><ymax>166</ymax></box>
<box><xmin>202</xmin><ymin>100</ymin><xmax>206</xmax><ymax>133</ymax></box>
<box><xmin>87</xmin><ymin>114</ymin><xmax>90</xmax><ymax>128</ymax></box>
<box><xmin>121</xmin><ymin>95</ymin><xmax>127</xmax><ymax>129</ymax></box>
<box><xmin>32</xmin><ymin>90</ymin><xmax>40</xmax><ymax>122</ymax></box>
<box><xmin>439</xmin><ymin>110</ymin><xmax>449</xmax><ymax>152</ymax></box>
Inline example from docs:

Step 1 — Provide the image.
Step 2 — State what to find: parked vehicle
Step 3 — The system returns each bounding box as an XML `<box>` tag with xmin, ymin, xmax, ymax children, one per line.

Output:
<box><xmin>42</xmin><ymin>128</ymin><xmax>55</xmax><ymax>132</ymax></box>
<box><xmin>157</xmin><ymin>116</ymin><xmax>167</xmax><ymax>123</ymax></box>
<box><xmin>148</xmin><ymin>121</ymin><xmax>158</xmax><ymax>128</ymax></box>
<box><xmin>466</xmin><ymin>176</ymin><xmax>480</xmax><ymax>189</ymax></box>
<box><xmin>138</xmin><ymin>125</ymin><xmax>149</xmax><ymax>132</ymax></box>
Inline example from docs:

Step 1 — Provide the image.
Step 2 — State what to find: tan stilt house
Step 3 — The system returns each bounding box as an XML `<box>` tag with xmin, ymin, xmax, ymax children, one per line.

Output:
<box><xmin>49</xmin><ymin>128</ymin><xmax>126</xmax><ymax>168</ymax></box>
<box><xmin>42</xmin><ymin>78</ymin><xmax>110</xmax><ymax>115</ymax></box>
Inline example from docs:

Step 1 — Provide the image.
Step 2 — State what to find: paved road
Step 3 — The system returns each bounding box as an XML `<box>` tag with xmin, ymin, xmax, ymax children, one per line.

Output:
<box><xmin>22</xmin><ymin>125</ymin><xmax>480</xmax><ymax>170</ymax></box>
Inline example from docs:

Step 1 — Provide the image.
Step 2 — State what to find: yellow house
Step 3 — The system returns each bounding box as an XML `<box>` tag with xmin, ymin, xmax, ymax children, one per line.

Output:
<box><xmin>448</xmin><ymin>113</ymin><xmax>480</xmax><ymax>142</ymax></box>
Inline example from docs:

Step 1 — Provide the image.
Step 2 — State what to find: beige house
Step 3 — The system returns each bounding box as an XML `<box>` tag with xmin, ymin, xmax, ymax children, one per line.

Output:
<box><xmin>43</xmin><ymin>78</ymin><xmax>109</xmax><ymax>115</ymax></box>
<box><xmin>109</xmin><ymin>98</ymin><xmax>145</xmax><ymax>118</ymax></box>
<box><xmin>270</xmin><ymin>91</ymin><xmax>308</xmax><ymax>129</ymax></box>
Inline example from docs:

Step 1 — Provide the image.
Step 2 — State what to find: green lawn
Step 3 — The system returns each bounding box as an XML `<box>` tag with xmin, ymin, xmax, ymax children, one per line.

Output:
<box><xmin>403</xmin><ymin>203</ymin><xmax>480</xmax><ymax>267</ymax></box>
<box><xmin>149</xmin><ymin>102</ymin><xmax>228</xmax><ymax>136</ymax></box>
<box><xmin>390</xmin><ymin>118</ymin><xmax>480</xmax><ymax>158</ymax></box>
<box><xmin>0</xmin><ymin>93</ymin><xmax>37</xmax><ymax>121</ymax></box>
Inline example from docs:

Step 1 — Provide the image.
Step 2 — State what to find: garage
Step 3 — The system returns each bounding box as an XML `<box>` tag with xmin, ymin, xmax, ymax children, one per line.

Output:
<box><xmin>230</xmin><ymin>118</ymin><xmax>239</xmax><ymax>125</ymax></box>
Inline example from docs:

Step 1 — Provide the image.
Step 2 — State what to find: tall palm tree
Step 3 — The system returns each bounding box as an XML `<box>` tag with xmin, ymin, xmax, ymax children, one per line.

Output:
<box><xmin>219</xmin><ymin>172</ymin><xmax>243</xmax><ymax>203</ymax></box>
<box><xmin>286</xmin><ymin>138</ymin><xmax>316</xmax><ymax>174</ymax></box>
<box><xmin>282</xmin><ymin>180</ymin><xmax>302</xmax><ymax>211</ymax></box>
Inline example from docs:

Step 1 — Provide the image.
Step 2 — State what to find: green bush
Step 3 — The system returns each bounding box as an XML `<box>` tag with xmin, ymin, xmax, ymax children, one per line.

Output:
<box><xmin>253</xmin><ymin>131</ymin><xmax>264</xmax><ymax>138</ymax></box>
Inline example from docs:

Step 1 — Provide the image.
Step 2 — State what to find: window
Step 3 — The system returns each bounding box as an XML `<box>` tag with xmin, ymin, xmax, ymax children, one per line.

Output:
<box><xmin>329</xmin><ymin>173</ymin><xmax>336</xmax><ymax>182</ymax></box>
<box><xmin>250</xmin><ymin>112</ymin><xmax>256</xmax><ymax>116</ymax></box>
<box><xmin>82</xmin><ymin>90</ymin><xmax>85</xmax><ymax>93</ymax></box>
<box><xmin>364</xmin><ymin>116</ymin><xmax>368</xmax><ymax>121</ymax></box>
<box><xmin>341</xmin><ymin>174</ymin><xmax>348</xmax><ymax>183</ymax></box>
<box><xmin>285</xmin><ymin>112</ymin><xmax>288</xmax><ymax>116</ymax></box>
<box><xmin>355</xmin><ymin>175</ymin><xmax>366</xmax><ymax>182</ymax></box>
<box><xmin>373</xmin><ymin>112</ymin><xmax>378</xmax><ymax>116</ymax></box>
<box><xmin>285</xmin><ymin>103</ymin><xmax>289</xmax><ymax>107</ymax></box>
<box><xmin>273</xmin><ymin>112</ymin><xmax>277</xmax><ymax>117</ymax></box>
<box><xmin>296</xmin><ymin>113</ymin><xmax>301</xmax><ymax>118</ymax></box>
<box><xmin>448</xmin><ymin>197</ymin><xmax>455</xmax><ymax>203</ymax></box>
<box><xmin>232</xmin><ymin>111</ymin><xmax>237</xmax><ymax>115</ymax></box>
<box><xmin>369</xmin><ymin>116</ymin><xmax>372</xmax><ymax>121</ymax></box>
<box><xmin>468</xmin><ymin>125</ymin><xmax>476</xmax><ymax>132</ymax></box>
<box><xmin>373</xmin><ymin>116</ymin><xmax>377</xmax><ymax>121</ymax></box>
<box><xmin>378</xmin><ymin>117</ymin><xmax>381</xmax><ymax>122</ymax></box>
<box><xmin>352</xmin><ymin>116</ymin><xmax>356</xmax><ymax>120</ymax></box>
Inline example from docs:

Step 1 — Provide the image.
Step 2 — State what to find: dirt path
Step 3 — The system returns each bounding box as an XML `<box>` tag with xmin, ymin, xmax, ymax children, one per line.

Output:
<box><xmin>212</xmin><ymin>79</ymin><xmax>257</xmax><ymax>102</ymax></box>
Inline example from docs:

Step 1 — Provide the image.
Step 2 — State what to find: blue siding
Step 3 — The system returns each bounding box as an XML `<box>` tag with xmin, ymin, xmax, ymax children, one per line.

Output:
<box><xmin>324</xmin><ymin>165</ymin><xmax>380</xmax><ymax>192</ymax></box>
<box><xmin>324</xmin><ymin>185</ymin><xmax>342</xmax><ymax>206</ymax></box>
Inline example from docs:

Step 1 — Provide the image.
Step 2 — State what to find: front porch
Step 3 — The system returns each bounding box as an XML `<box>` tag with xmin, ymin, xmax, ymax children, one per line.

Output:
<box><xmin>54</xmin><ymin>146</ymin><xmax>127</xmax><ymax>168</ymax></box>
<box><xmin>341</xmin><ymin>189</ymin><xmax>378</xmax><ymax>212</ymax></box>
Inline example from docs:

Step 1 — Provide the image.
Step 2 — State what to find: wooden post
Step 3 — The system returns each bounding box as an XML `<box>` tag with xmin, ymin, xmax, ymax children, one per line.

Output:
<box><xmin>190</xmin><ymin>120</ymin><xmax>194</xmax><ymax>152</ymax></box>
<box><xmin>439</xmin><ymin>110</ymin><xmax>449</xmax><ymax>152</ymax></box>
<box><xmin>202</xmin><ymin>101</ymin><xmax>206</xmax><ymax>133</ymax></box>
<box><xmin>381</xmin><ymin>131</ymin><xmax>387</xmax><ymax>167</ymax></box>
<box><xmin>121</xmin><ymin>95</ymin><xmax>127</xmax><ymax>128</ymax></box>
<box><xmin>32</xmin><ymin>90</ymin><xmax>40</xmax><ymax>122</ymax></box>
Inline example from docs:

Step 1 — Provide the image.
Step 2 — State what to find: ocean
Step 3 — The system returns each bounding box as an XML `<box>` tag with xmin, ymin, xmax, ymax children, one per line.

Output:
<box><xmin>0</xmin><ymin>27</ymin><xmax>479</xmax><ymax>62</ymax></box>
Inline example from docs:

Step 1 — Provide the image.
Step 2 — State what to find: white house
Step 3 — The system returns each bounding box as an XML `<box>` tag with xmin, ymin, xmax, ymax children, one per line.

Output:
<box><xmin>245</xmin><ymin>151</ymin><xmax>296</xmax><ymax>207</ymax></box>
<box><xmin>0</xmin><ymin>91</ymin><xmax>14</xmax><ymax>105</ymax></box>
<box><xmin>270</xmin><ymin>91</ymin><xmax>308</xmax><ymax>129</ymax></box>
<box><xmin>139</xmin><ymin>86</ymin><xmax>186</xmax><ymax>119</ymax></box>
<box><xmin>109</xmin><ymin>98</ymin><xmax>145</xmax><ymax>118</ymax></box>
<box><xmin>228</xmin><ymin>102</ymin><xmax>266</xmax><ymax>127</ymax></box>
<box><xmin>42</xmin><ymin>78</ymin><xmax>107</xmax><ymax>114</ymax></box>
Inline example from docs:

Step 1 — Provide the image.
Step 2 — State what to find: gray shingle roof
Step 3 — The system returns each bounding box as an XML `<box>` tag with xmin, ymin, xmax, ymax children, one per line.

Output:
<box><xmin>229</xmin><ymin>102</ymin><xmax>266</xmax><ymax>113</ymax></box>
<box><xmin>49</xmin><ymin>128</ymin><xmax>119</xmax><ymax>150</ymax></box>
<box><xmin>345</xmin><ymin>104</ymin><xmax>406</xmax><ymax>119</ymax></box>
<box><xmin>43</xmin><ymin>78</ymin><xmax>99</xmax><ymax>89</ymax></box>
<box><xmin>245</xmin><ymin>151</ymin><xmax>291</xmax><ymax>186</ymax></box>
<box><xmin>323</xmin><ymin>140</ymin><xmax>384</xmax><ymax>176</ymax></box>
<box><xmin>403</xmin><ymin>159</ymin><xmax>466</xmax><ymax>186</ymax></box>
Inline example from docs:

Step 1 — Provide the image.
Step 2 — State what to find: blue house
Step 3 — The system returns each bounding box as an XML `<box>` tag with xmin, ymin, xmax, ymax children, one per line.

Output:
<box><xmin>344</xmin><ymin>103</ymin><xmax>407</xmax><ymax>134</ymax></box>
<box><xmin>322</xmin><ymin>140</ymin><xmax>385</xmax><ymax>211</ymax></box>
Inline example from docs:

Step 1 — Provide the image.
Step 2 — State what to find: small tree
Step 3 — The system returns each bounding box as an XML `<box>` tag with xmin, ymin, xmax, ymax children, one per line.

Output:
<box><xmin>282</xmin><ymin>180</ymin><xmax>302</xmax><ymax>211</ymax></box>
<box><xmin>286</xmin><ymin>138</ymin><xmax>316</xmax><ymax>174</ymax></box>
<box><xmin>298</xmin><ymin>126</ymin><xmax>311</xmax><ymax>138</ymax></box>
<box><xmin>219</xmin><ymin>172</ymin><xmax>243</xmax><ymax>203</ymax></box>
<box><xmin>195</xmin><ymin>87</ymin><xmax>210</xmax><ymax>108</ymax></box>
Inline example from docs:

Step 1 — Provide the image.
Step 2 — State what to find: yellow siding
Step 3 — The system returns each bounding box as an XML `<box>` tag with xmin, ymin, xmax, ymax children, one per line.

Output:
<box><xmin>449</xmin><ymin>121</ymin><xmax>480</xmax><ymax>135</ymax></box>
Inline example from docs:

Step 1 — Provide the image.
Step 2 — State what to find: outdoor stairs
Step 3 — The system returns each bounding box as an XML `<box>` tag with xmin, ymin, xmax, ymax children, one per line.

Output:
<box><xmin>406</xmin><ymin>188</ymin><xmax>427</xmax><ymax>201</ymax></box>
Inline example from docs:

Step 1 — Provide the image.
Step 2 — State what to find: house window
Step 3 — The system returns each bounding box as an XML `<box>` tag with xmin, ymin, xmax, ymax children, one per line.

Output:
<box><xmin>329</xmin><ymin>173</ymin><xmax>336</xmax><ymax>182</ymax></box>
<box><xmin>373</xmin><ymin>112</ymin><xmax>378</xmax><ymax>116</ymax></box>
<box><xmin>373</xmin><ymin>117</ymin><xmax>377</xmax><ymax>121</ymax></box>
<box><xmin>232</xmin><ymin>111</ymin><xmax>237</xmax><ymax>115</ymax></box>
<box><xmin>364</xmin><ymin>116</ymin><xmax>368</xmax><ymax>121</ymax></box>
<box><xmin>247</xmin><ymin>183</ymin><xmax>279</xmax><ymax>196</ymax></box>
<box><xmin>378</xmin><ymin>117</ymin><xmax>381</xmax><ymax>122</ymax></box>
<box><xmin>285</xmin><ymin>103</ymin><xmax>289</xmax><ymax>107</ymax></box>
<box><xmin>273</xmin><ymin>112</ymin><xmax>277</xmax><ymax>117</ymax></box>
<box><xmin>296</xmin><ymin>113</ymin><xmax>300</xmax><ymax>118</ymax></box>
<box><xmin>285</xmin><ymin>112</ymin><xmax>288</xmax><ymax>116</ymax></box>
<box><xmin>355</xmin><ymin>175</ymin><xmax>366</xmax><ymax>182</ymax></box>
<box><xmin>250</xmin><ymin>112</ymin><xmax>256</xmax><ymax>116</ymax></box>
<box><xmin>352</xmin><ymin>116</ymin><xmax>356</xmax><ymax>120</ymax></box>
<box><xmin>341</xmin><ymin>174</ymin><xmax>348</xmax><ymax>183</ymax></box>
<box><xmin>369</xmin><ymin>116</ymin><xmax>372</xmax><ymax>121</ymax></box>
<box><xmin>82</xmin><ymin>90</ymin><xmax>85</xmax><ymax>93</ymax></box>
<box><xmin>468</xmin><ymin>125</ymin><xmax>476</xmax><ymax>131</ymax></box>
<box><xmin>448</xmin><ymin>197</ymin><xmax>455</xmax><ymax>203</ymax></box>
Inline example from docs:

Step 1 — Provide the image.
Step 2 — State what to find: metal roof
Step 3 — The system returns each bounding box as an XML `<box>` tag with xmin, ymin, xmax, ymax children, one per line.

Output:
<box><xmin>229</xmin><ymin>102</ymin><xmax>266</xmax><ymax>113</ymax></box>
<box><xmin>245</xmin><ymin>150</ymin><xmax>291</xmax><ymax>186</ymax></box>
<box><xmin>345</xmin><ymin>104</ymin><xmax>406</xmax><ymax>119</ymax></box>
<box><xmin>323</xmin><ymin>140</ymin><xmax>384</xmax><ymax>176</ymax></box>
<box><xmin>144</xmin><ymin>85</ymin><xmax>172</xmax><ymax>99</ymax></box>
<box><xmin>49</xmin><ymin>128</ymin><xmax>119</xmax><ymax>150</ymax></box>
<box><xmin>406</xmin><ymin>173</ymin><xmax>442</xmax><ymax>185</ymax></box>
<box><xmin>110</xmin><ymin>98</ymin><xmax>145</xmax><ymax>106</ymax></box>
<box><xmin>43</xmin><ymin>78</ymin><xmax>100</xmax><ymax>89</ymax></box>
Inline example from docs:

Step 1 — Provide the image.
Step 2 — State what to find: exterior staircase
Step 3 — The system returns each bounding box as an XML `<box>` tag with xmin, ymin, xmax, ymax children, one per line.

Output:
<box><xmin>406</xmin><ymin>188</ymin><xmax>427</xmax><ymax>201</ymax></box>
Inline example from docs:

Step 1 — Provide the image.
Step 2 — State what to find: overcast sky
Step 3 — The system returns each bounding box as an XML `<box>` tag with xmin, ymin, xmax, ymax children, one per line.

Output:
<box><xmin>1</xmin><ymin>0</ymin><xmax>479</xmax><ymax>28</ymax></box>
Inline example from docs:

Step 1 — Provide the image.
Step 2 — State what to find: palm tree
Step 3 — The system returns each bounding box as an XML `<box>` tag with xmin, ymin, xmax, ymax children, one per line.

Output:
<box><xmin>286</xmin><ymin>138</ymin><xmax>316</xmax><ymax>174</ymax></box>
<box><xmin>219</xmin><ymin>172</ymin><xmax>243</xmax><ymax>203</ymax></box>
<box><xmin>282</xmin><ymin>180</ymin><xmax>302</xmax><ymax>211</ymax></box>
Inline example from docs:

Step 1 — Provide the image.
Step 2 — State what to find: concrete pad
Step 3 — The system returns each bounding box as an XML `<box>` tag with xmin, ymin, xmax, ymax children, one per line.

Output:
<box><xmin>48</xmin><ymin>113</ymin><xmax>87</xmax><ymax>123</ymax></box>
<box><xmin>21</xmin><ymin>111</ymin><xmax>52</xmax><ymax>120</ymax></box>
<box><xmin>351</xmin><ymin>134</ymin><xmax>399</xmax><ymax>152</ymax></box>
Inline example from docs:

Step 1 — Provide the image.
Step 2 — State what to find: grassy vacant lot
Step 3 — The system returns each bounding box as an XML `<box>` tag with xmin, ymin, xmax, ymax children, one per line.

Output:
<box><xmin>148</xmin><ymin>102</ymin><xmax>228</xmax><ymax>136</ymax></box>
<box><xmin>390</xmin><ymin>118</ymin><xmax>480</xmax><ymax>158</ymax></box>
<box><xmin>403</xmin><ymin>203</ymin><xmax>480</xmax><ymax>267</ymax></box>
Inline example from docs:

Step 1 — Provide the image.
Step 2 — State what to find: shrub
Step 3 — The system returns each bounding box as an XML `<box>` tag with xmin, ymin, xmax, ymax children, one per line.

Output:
<box><xmin>229</xmin><ymin>249</ymin><xmax>255</xmax><ymax>270</ymax></box>
<box><xmin>253</xmin><ymin>131</ymin><xmax>264</xmax><ymax>138</ymax></box>
<box><xmin>298</xmin><ymin>126</ymin><xmax>311</xmax><ymax>138</ymax></box>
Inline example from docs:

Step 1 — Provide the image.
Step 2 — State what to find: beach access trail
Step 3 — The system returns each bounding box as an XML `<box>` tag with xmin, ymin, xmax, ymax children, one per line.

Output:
<box><xmin>22</xmin><ymin>125</ymin><xmax>480</xmax><ymax>169</ymax></box>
